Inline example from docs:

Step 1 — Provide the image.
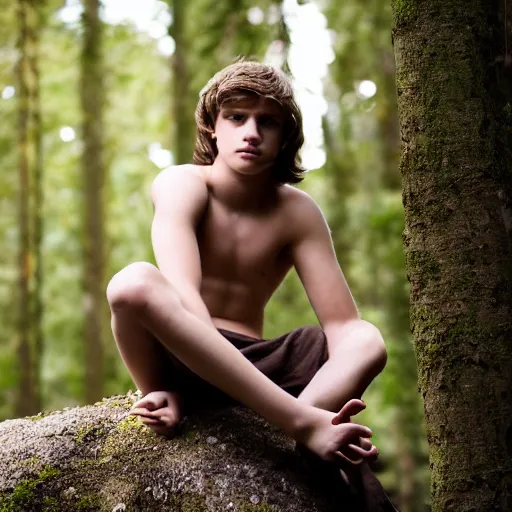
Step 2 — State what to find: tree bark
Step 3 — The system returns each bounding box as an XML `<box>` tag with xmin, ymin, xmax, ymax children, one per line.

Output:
<box><xmin>392</xmin><ymin>0</ymin><xmax>512</xmax><ymax>509</ymax></box>
<box><xmin>80</xmin><ymin>0</ymin><xmax>105</xmax><ymax>404</ymax></box>
<box><xmin>15</xmin><ymin>0</ymin><xmax>43</xmax><ymax>418</ymax></box>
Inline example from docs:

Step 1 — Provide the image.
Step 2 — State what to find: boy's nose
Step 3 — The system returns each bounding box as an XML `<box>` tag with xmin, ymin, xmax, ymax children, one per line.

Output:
<box><xmin>243</xmin><ymin>118</ymin><xmax>261</xmax><ymax>144</ymax></box>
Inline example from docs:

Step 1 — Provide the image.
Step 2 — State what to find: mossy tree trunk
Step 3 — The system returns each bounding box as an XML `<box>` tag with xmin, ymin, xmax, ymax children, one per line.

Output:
<box><xmin>15</xmin><ymin>0</ymin><xmax>44</xmax><ymax>418</ymax></box>
<box><xmin>80</xmin><ymin>0</ymin><xmax>106</xmax><ymax>404</ymax></box>
<box><xmin>392</xmin><ymin>0</ymin><xmax>512</xmax><ymax>509</ymax></box>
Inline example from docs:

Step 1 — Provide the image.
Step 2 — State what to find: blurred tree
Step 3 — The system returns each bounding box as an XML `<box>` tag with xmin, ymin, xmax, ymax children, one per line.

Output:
<box><xmin>0</xmin><ymin>14</ymin><xmax>438</xmax><ymax>506</ymax></box>
<box><xmin>101</xmin><ymin>21</ymin><xmax>175</xmax><ymax>395</ymax></box>
<box><xmin>15</xmin><ymin>0</ymin><xmax>44</xmax><ymax>417</ymax></box>
<box><xmin>80</xmin><ymin>0</ymin><xmax>106</xmax><ymax>403</ymax></box>
<box><xmin>37</xmin><ymin>4</ymin><xmax>86</xmax><ymax>411</ymax></box>
<box><xmin>168</xmin><ymin>0</ymin><xmax>281</xmax><ymax>163</ymax></box>
<box><xmin>0</xmin><ymin>0</ymin><xmax>19</xmax><ymax>421</ymax></box>
<box><xmin>392</xmin><ymin>0</ymin><xmax>512</xmax><ymax>509</ymax></box>
<box><xmin>322</xmin><ymin>0</ymin><xmax>428</xmax><ymax>508</ymax></box>
<box><xmin>167</xmin><ymin>0</ymin><xmax>194</xmax><ymax>164</ymax></box>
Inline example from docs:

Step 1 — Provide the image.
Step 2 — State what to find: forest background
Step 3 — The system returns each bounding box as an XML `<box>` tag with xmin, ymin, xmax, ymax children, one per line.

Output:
<box><xmin>0</xmin><ymin>0</ymin><xmax>429</xmax><ymax>510</ymax></box>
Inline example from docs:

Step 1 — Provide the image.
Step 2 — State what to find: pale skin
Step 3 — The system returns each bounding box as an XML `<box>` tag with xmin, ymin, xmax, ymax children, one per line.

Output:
<box><xmin>106</xmin><ymin>95</ymin><xmax>387</xmax><ymax>465</ymax></box>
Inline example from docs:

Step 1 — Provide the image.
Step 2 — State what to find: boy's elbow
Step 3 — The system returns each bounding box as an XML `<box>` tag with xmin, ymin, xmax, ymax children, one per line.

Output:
<box><xmin>360</xmin><ymin>321</ymin><xmax>387</xmax><ymax>373</ymax></box>
<box><xmin>374</xmin><ymin>335</ymin><xmax>388</xmax><ymax>373</ymax></box>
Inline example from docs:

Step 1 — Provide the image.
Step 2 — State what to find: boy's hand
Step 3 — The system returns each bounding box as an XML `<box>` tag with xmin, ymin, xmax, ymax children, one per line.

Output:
<box><xmin>297</xmin><ymin>400</ymin><xmax>378</xmax><ymax>465</ymax></box>
<box><xmin>331</xmin><ymin>398</ymin><xmax>378</xmax><ymax>464</ymax></box>
<box><xmin>331</xmin><ymin>398</ymin><xmax>366</xmax><ymax>425</ymax></box>
<box><xmin>130</xmin><ymin>390</ymin><xmax>183</xmax><ymax>438</ymax></box>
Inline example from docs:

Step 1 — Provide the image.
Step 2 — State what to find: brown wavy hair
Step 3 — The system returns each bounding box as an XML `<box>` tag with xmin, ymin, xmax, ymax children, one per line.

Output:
<box><xmin>193</xmin><ymin>61</ymin><xmax>306</xmax><ymax>184</ymax></box>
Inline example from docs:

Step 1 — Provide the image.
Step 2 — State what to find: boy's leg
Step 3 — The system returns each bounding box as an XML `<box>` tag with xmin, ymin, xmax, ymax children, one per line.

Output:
<box><xmin>297</xmin><ymin>325</ymin><xmax>387</xmax><ymax>413</ymax></box>
<box><xmin>110</xmin><ymin>303</ymin><xmax>185</xmax><ymax>434</ymax></box>
<box><xmin>296</xmin><ymin>328</ymin><xmax>386</xmax><ymax>463</ymax></box>
<box><xmin>293</xmin><ymin>327</ymin><xmax>395</xmax><ymax>507</ymax></box>
<box><xmin>106</xmin><ymin>262</ymin><xmax>376</xmax><ymax>462</ymax></box>
<box><xmin>110</xmin><ymin>308</ymin><xmax>172</xmax><ymax>394</ymax></box>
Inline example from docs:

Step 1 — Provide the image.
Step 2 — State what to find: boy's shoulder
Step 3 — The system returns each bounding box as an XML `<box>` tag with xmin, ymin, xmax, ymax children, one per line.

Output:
<box><xmin>279</xmin><ymin>184</ymin><xmax>324</xmax><ymax>220</ymax></box>
<box><xmin>278</xmin><ymin>185</ymin><xmax>329</xmax><ymax>244</ymax></box>
<box><xmin>152</xmin><ymin>164</ymin><xmax>209</xmax><ymax>197</ymax></box>
<box><xmin>151</xmin><ymin>164</ymin><xmax>210</xmax><ymax>213</ymax></box>
<box><xmin>152</xmin><ymin>164</ymin><xmax>208</xmax><ymax>186</ymax></box>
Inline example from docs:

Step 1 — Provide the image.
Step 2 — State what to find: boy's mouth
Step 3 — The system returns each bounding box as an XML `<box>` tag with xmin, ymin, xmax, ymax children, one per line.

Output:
<box><xmin>237</xmin><ymin>147</ymin><xmax>261</xmax><ymax>156</ymax></box>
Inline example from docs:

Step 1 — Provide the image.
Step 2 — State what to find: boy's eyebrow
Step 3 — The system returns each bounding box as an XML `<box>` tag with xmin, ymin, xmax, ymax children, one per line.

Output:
<box><xmin>221</xmin><ymin>104</ymin><xmax>283</xmax><ymax>119</ymax></box>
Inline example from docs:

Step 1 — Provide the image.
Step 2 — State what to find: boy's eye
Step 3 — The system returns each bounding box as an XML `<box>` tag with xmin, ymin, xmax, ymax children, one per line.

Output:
<box><xmin>259</xmin><ymin>116</ymin><xmax>278</xmax><ymax>127</ymax></box>
<box><xmin>228</xmin><ymin>113</ymin><xmax>245</xmax><ymax>122</ymax></box>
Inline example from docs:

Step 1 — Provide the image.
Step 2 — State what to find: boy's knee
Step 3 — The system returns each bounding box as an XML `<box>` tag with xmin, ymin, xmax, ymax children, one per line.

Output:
<box><xmin>362</xmin><ymin>326</ymin><xmax>387</xmax><ymax>373</ymax></box>
<box><xmin>332</xmin><ymin>323</ymin><xmax>387</xmax><ymax>373</ymax></box>
<box><xmin>106</xmin><ymin>261</ymin><xmax>162</xmax><ymax>312</ymax></box>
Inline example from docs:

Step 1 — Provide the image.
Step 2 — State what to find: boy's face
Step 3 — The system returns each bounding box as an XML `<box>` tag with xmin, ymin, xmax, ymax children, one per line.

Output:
<box><xmin>213</xmin><ymin>95</ymin><xmax>284</xmax><ymax>177</ymax></box>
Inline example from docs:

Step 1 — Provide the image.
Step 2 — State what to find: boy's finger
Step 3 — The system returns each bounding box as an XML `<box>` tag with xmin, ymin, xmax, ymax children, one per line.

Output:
<box><xmin>350</xmin><ymin>424</ymin><xmax>373</xmax><ymax>438</ymax></box>
<box><xmin>332</xmin><ymin>399</ymin><xmax>366</xmax><ymax>425</ymax></box>
<box><xmin>132</xmin><ymin>392</ymin><xmax>169</xmax><ymax>410</ymax></box>
<box><xmin>132</xmin><ymin>399</ymin><xmax>160</xmax><ymax>411</ymax></box>
<box><xmin>359</xmin><ymin>437</ymin><xmax>373</xmax><ymax>449</ymax></box>
<box><xmin>140</xmin><ymin>416</ymin><xmax>166</xmax><ymax>426</ymax></box>
<box><xmin>347</xmin><ymin>443</ymin><xmax>379</xmax><ymax>459</ymax></box>
<box><xmin>130</xmin><ymin>407</ymin><xmax>161</xmax><ymax>419</ymax></box>
<box><xmin>339</xmin><ymin>423</ymin><xmax>372</xmax><ymax>441</ymax></box>
<box><xmin>334</xmin><ymin>450</ymin><xmax>364</xmax><ymax>465</ymax></box>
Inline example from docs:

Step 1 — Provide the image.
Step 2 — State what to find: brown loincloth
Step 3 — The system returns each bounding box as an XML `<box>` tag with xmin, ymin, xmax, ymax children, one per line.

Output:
<box><xmin>166</xmin><ymin>325</ymin><xmax>398</xmax><ymax>511</ymax></box>
<box><xmin>167</xmin><ymin>325</ymin><xmax>330</xmax><ymax>408</ymax></box>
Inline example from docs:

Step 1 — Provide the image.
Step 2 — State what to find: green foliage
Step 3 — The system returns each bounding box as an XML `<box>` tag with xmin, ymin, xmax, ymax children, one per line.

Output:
<box><xmin>0</xmin><ymin>0</ymin><xmax>17</xmax><ymax>422</ymax></box>
<box><xmin>321</xmin><ymin>0</ymin><xmax>428</xmax><ymax>507</ymax></box>
<box><xmin>0</xmin><ymin>1</ymin><xmax>428</xmax><ymax>509</ymax></box>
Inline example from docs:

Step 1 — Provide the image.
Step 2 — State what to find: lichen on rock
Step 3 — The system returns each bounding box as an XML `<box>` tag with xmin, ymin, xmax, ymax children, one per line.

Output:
<box><xmin>0</xmin><ymin>394</ymin><xmax>343</xmax><ymax>511</ymax></box>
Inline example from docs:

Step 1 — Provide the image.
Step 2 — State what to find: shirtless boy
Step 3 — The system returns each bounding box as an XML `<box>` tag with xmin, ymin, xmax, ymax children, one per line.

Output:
<box><xmin>106</xmin><ymin>62</ymin><xmax>388</xmax><ymax>468</ymax></box>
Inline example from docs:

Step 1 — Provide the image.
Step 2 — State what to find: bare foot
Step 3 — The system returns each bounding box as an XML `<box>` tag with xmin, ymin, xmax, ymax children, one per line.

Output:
<box><xmin>130</xmin><ymin>390</ymin><xmax>183</xmax><ymax>437</ymax></box>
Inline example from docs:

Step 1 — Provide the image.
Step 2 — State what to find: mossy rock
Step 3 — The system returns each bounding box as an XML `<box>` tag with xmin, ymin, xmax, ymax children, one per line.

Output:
<box><xmin>0</xmin><ymin>393</ymin><xmax>345</xmax><ymax>511</ymax></box>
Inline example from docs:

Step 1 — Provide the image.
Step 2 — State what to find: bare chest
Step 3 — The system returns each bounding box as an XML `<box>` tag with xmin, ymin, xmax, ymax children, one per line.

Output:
<box><xmin>196</xmin><ymin>199</ymin><xmax>291</xmax><ymax>284</ymax></box>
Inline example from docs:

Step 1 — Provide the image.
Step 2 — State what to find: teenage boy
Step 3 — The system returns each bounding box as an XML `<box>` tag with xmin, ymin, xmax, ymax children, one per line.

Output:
<box><xmin>107</xmin><ymin>61</ymin><xmax>395</xmax><ymax>508</ymax></box>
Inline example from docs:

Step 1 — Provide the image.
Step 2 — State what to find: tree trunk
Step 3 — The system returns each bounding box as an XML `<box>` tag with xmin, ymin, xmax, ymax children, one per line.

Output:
<box><xmin>15</xmin><ymin>0</ymin><xmax>43</xmax><ymax>418</ymax></box>
<box><xmin>392</xmin><ymin>0</ymin><xmax>512</xmax><ymax>509</ymax></box>
<box><xmin>168</xmin><ymin>0</ymin><xmax>194</xmax><ymax>164</ymax></box>
<box><xmin>375</xmin><ymin>48</ymin><xmax>401</xmax><ymax>191</ymax></box>
<box><xmin>80</xmin><ymin>0</ymin><xmax>105</xmax><ymax>404</ymax></box>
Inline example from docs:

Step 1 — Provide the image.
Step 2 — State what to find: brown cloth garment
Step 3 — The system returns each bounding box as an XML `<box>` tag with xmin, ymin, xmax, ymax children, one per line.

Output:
<box><xmin>167</xmin><ymin>325</ymin><xmax>398</xmax><ymax>511</ymax></box>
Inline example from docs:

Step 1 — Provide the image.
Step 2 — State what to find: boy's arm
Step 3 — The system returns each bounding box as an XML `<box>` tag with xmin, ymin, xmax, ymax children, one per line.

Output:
<box><xmin>289</xmin><ymin>191</ymin><xmax>387</xmax><ymax>411</ymax></box>
<box><xmin>150</xmin><ymin>166</ymin><xmax>214</xmax><ymax>327</ymax></box>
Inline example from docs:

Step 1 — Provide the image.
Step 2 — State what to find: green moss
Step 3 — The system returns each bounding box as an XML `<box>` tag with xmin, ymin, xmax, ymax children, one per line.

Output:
<box><xmin>75</xmin><ymin>424</ymin><xmax>107</xmax><ymax>445</ymax></box>
<box><xmin>392</xmin><ymin>0</ymin><xmax>417</xmax><ymax>27</ymax></box>
<box><xmin>167</xmin><ymin>492</ymin><xmax>208</xmax><ymax>511</ymax></box>
<box><xmin>238</xmin><ymin>502</ymin><xmax>277</xmax><ymax>512</ymax></box>
<box><xmin>115</xmin><ymin>414</ymin><xmax>147</xmax><ymax>434</ymax></box>
<box><xmin>74</xmin><ymin>494</ymin><xmax>101</xmax><ymax>510</ymax></box>
<box><xmin>0</xmin><ymin>466</ymin><xmax>60</xmax><ymax>512</ymax></box>
<box><xmin>17</xmin><ymin>456</ymin><xmax>40</xmax><ymax>468</ymax></box>
<box><xmin>99</xmin><ymin>414</ymin><xmax>154</xmax><ymax>462</ymax></box>
<box><xmin>184</xmin><ymin>429</ymin><xmax>198</xmax><ymax>441</ymax></box>
<box><xmin>94</xmin><ymin>394</ymin><xmax>136</xmax><ymax>411</ymax></box>
<box><xmin>410</xmin><ymin>303</ymin><xmax>441</xmax><ymax>336</ymax></box>
<box><xmin>42</xmin><ymin>496</ymin><xmax>59</xmax><ymax>511</ymax></box>
<box><xmin>107</xmin><ymin>398</ymin><xmax>132</xmax><ymax>409</ymax></box>
<box><xmin>25</xmin><ymin>411</ymin><xmax>52</xmax><ymax>421</ymax></box>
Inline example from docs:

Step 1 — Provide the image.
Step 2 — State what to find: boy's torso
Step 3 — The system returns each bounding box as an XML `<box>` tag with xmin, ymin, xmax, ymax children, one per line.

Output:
<box><xmin>194</xmin><ymin>166</ymin><xmax>299</xmax><ymax>338</ymax></box>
